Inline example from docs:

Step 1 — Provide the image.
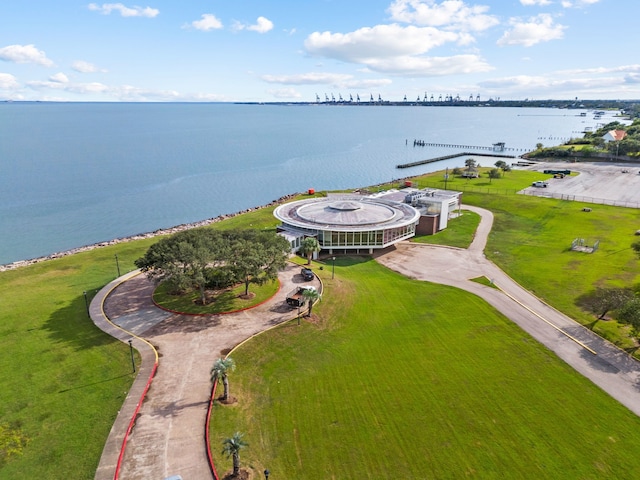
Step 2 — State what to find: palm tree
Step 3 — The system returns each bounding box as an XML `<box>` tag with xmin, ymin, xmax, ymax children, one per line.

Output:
<box><xmin>301</xmin><ymin>287</ymin><xmax>321</xmax><ymax>317</ymax></box>
<box><xmin>300</xmin><ymin>237</ymin><xmax>320</xmax><ymax>265</ymax></box>
<box><xmin>210</xmin><ymin>357</ymin><xmax>236</xmax><ymax>402</ymax></box>
<box><xmin>222</xmin><ymin>432</ymin><xmax>248</xmax><ymax>477</ymax></box>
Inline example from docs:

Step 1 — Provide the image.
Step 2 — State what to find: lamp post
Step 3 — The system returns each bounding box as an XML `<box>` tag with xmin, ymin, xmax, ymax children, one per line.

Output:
<box><xmin>444</xmin><ymin>167</ymin><xmax>449</xmax><ymax>190</ymax></box>
<box><xmin>83</xmin><ymin>291</ymin><xmax>89</xmax><ymax>317</ymax></box>
<box><xmin>332</xmin><ymin>256</ymin><xmax>336</xmax><ymax>279</ymax></box>
<box><xmin>115</xmin><ymin>254</ymin><xmax>121</xmax><ymax>277</ymax></box>
<box><xmin>128</xmin><ymin>339</ymin><xmax>136</xmax><ymax>373</ymax></box>
<box><xmin>264</xmin><ymin>469</ymin><xmax>270</xmax><ymax>480</ymax></box>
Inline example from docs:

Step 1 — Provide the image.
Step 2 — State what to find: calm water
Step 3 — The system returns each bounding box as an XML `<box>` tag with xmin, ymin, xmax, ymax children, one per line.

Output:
<box><xmin>0</xmin><ymin>103</ymin><xmax>605</xmax><ymax>264</ymax></box>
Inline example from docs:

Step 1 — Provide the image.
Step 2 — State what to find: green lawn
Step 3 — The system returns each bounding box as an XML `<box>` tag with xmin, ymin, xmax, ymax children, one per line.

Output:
<box><xmin>210</xmin><ymin>257</ymin><xmax>640</xmax><ymax>479</ymax></box>
<box><xmin>2</xmin><ymin>168</ymin><xmax>640</xmax><ymax>478</ymax></box>
<box><xmin>461</xmin><ymin>191</ymin><xmax>640</xmax><ymax>349</ymax></box>
<box><xmin>412</xmin><ymin>209</ymin><xmax>481</xmax><ymax>248</ymax></box>
<box><xmin>153</xmin><ymin>279</ymin><xmax>279</xmax><ymax>314</ymax></box>
<box><xmin>0</xmin><ymin>240</ymin><xmax>154</xmax><ymax>479</ymax></box>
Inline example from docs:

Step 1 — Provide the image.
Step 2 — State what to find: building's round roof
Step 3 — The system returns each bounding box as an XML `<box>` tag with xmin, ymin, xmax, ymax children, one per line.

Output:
<box><xmin>274</xmin><ymin>196</ymin><xmax>420</xmax><ymax>232</ymax></box>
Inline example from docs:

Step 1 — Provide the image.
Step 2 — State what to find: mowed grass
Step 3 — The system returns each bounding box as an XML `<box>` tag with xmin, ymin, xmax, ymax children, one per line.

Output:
<box><xmin>411</xmin><ymin>168</ymin><xmax>640</xmax><ymax>349</ymax></box>
<box><xmin>412</xmin><ymin>209</ymin><xmax>481</xmax><ymax>248</ymax></box>
<box><xmin>461</xmin><ymin>191</ymin><xmax>640</xmax><ymax>348</ymax></box>
<box><xmin>210</xmin><ymin>257</ymin><xmax>640</xmax><ymax>479</ymax></box>
<box><xmin>153</xmin><ymin>279</ymin><xmax>279</xmax><ymax>314</ymax></box>
<box><xmin>2</xmin><ymin>169</ymin><xmax>640</xmax><ymax>478</ymax></box>
<box><xmin>0</xmin><ymin>239</ymin><xmax>156</xmax><ymax>479</ymax></box>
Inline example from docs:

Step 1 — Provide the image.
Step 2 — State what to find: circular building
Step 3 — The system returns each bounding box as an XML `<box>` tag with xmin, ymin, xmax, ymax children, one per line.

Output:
<box><xmin>274</xmin><ymin>196</ymin><xmax>420</xmax><ymax>254</ymax></box>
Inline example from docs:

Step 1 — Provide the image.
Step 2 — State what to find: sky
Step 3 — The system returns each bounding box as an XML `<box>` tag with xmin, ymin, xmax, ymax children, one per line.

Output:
<box><xmin>1</xmin><ymin>0</ymin><xmax>638</xmax><ymax>102</ymax></box>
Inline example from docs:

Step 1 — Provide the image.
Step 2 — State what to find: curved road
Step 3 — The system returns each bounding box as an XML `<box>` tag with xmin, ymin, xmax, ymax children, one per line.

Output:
<box><xmin>376</xmin><ymin>205</ymin><xmax>640</xmax><ymax>416</ymax></box>
<box><xmin>92</xmin><ymin>264</ymin><xmax>319</xmax><ymax>480</ymax></box>
<box><xmin>92</xmin><ymin>205</ymin><xmax>640</xmax><ymax>479</ymax></box>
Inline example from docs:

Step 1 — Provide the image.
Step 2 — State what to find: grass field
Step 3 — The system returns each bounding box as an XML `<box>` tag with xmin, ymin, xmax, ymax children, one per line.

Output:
<box><xmin>210</xmin><ymin>257</ymin><xmax>640</xmax><ymax>479</ymax></box>
<box><xmin>412</xmin><ymin>209</ymin><xmax>481</xmax><ymax>248</ymax></box>
<box><xmin>2</xmin><ymin>168</ymin><xmax>640</xmax><ymax>478</ymax></box>
<box><xmin>0</xmin><ymin>239</ymin><xmax>155</xmax><ymax>479</ymax></box>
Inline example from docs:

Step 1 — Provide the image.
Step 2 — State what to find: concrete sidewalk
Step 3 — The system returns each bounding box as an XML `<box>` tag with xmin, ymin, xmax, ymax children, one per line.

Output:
<box><xmin>92</xmin><ymin>263</ymin><xmax>318</xmax><ymax>480</ymax></box>
<box><xmin>375</xmin><ymin>204</ymin><xmax>640</xmax><ymax>416</ymax></box>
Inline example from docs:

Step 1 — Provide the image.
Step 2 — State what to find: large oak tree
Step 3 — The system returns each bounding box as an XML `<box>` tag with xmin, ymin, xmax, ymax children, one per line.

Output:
<box><xmin>135</xmin><ymin>228</ymin><xmax>290</xmax><ymax>303</ymax></box>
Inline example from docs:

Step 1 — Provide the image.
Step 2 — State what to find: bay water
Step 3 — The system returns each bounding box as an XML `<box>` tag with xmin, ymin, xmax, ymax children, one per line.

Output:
<box><xmin>0</xmin><ymin>103</ymin><xmax>605</xmax><ymax>265</ymax></box>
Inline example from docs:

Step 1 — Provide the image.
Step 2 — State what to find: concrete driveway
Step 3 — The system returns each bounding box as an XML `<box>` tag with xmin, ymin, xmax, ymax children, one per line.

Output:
<box><xmin>375</xmin><ymin>205</ymin><xmax>640</xmax><ymax>417</ymax></box>
<box><xmin>93</xmin><ymin>263</ymin><xmax>319</xmax><ymax>480</ymax></box>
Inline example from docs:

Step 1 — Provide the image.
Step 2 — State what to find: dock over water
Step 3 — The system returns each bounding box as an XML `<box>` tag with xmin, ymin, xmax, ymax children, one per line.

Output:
<box><xmin>397</xmin><ymin>151</ymin><xmax>518</xmax><ymax>169</ymax></box>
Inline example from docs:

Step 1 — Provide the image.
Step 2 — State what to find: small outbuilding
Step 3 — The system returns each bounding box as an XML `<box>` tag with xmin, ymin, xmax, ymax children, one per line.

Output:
<box><xmin>602</xmin><ymin>130</ymin><xmax>627</xmax><ymax>143</ymax></box>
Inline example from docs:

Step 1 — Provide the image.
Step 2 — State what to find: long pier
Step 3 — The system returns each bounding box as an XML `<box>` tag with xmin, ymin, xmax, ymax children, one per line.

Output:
<box><xmin>397</xmin><ymin>151</ymin><xmax>518</xmax><ymax>169</ymax></box>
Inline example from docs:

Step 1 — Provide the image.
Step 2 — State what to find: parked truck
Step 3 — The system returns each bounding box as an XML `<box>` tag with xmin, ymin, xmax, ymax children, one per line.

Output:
<box><xmin>286</xmin><ymin>286</ymin><xmax>316</xmax><ymax>308</ymax></box>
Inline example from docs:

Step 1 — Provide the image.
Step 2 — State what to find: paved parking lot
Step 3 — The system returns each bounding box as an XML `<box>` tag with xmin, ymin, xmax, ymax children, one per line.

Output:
<box><xmin>522</xmin><ymin>161</ymin><xmax>640</xmax><ymax>206</ymax></box>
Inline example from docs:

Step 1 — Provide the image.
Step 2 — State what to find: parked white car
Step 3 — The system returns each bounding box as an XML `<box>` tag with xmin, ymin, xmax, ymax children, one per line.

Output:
<box><xmin>532</xmin><ymin>181</ymin><xmax>548</xmax><ymax>188</ymax></box>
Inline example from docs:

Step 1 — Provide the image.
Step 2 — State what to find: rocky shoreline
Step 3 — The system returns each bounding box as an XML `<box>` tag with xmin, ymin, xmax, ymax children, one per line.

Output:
<box><xmin>0</xmin><ymin>193</ymin><xmax>301</xmax><ymax>272</ymax></box>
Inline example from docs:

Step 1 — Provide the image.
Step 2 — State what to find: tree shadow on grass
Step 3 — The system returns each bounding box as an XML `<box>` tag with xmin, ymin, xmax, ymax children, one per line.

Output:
<box><xmin>43</xmin><ymin>293</ymin><xmax>118</xmax><ymax>351</ymax></box>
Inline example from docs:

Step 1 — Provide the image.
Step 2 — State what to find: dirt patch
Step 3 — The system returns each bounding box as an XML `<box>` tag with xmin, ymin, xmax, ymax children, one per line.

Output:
<box><xmin>221</xmin><ymin>469</ymin><xmax>251</xmax><ymax>480</ymax></box>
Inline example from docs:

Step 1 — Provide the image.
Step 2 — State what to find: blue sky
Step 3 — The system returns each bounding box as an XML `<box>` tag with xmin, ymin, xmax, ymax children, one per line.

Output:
<box><xmin>1</xmin><ymin>0</ymin><xmax>638</xmax><ymax>102</ymax></box>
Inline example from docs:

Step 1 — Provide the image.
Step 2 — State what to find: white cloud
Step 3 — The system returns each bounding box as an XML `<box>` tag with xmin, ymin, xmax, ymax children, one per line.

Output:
<box><xmin>72</xmin><ymin>60</ymin><xmax>106</xmax><ymax>73</ymax></box>
<box><xmin>0</xmin><ymin>44</ymin><xmax>54</xmax><ymax>67</ymax></box>
<box><xmin>262</xmin><ymin>72</ymin><xmax>355</xmax><ymax>85</ymax></box>
<box><xmin>304</xmin><ymin>24</ymin><xmax>491</xmax><ymax>76</ymax></box>
<box><xmin>28</xmin><ymin>79</ymin><xmax>110</xmax><ymax>94</ymax></box>
<box><xmin>266</xmin><ymin>88</ymin><xmax>302</xmax><ymax>99</ymax></box>
<box><xmin>305</xmin><ymin>24</ymin><xmax>460</xmax><ymax>62</ymax></box>
<box><xmin>624</xmin><ymin>74</ymin><xmax>640</xmax><ymax>84</ymax></box>
<box><xmin>87</xmin><ymin>3</ymin><xmax>159</xmax><ymax>18</ymax></box>
<box><xmin>0</xmin><ymin>73</ymin><xmax>19</xmax><ymax>89</ymax></box>
<box><xmin>365</xmin><ymin>54</ymin><xmax>493</xmax><ymax>76</ymax></box>
<box><xmin>23</xmin><ymin>77</ymin><xmax>226</xmax><ymax>101</ymax></box>
<box><xmin>520</xmin><ymin>0</ymin><xmax>552</xmax><ymax>5</ymax></box>
<box><xmin>261</xmin><ymin>72</ymin><xmax>393</xmax><ymax>90</ymax></box>
<box><xmin>557</xmin><ymin>64</ymin><xmax>640</xmax><ymax>76</ymax></box>
<box><xmin>497</xmin><ymin>14</ymin><xmax>566</xmax><ymax>47</ymax></box>
<box><xmin>561</xmin><ymin>0</ymin><xmax>600</xmax><ymax>7</ymax></box>
<box><xmin>248</xmin><ymin>17</ymin><xmax>274</xmax><ymax>33</ymax></box>
<box><xmin>234</xmin><ymin>16</ymin><xmax>274</xmax><ymax>33</ymax></box>
<box><xmin>49</xmin><ymin>72</ymin><xmax>69</xmax><ymax>83</ymax></box>
<box><xmin>188</xmin><ymin>14</ymin><xmax>223</xmax><ymax>31</ymax></box>
<box><xmin>388</xmin><ymin>0</ymin><xmax>499</xmax><ymax>31</ymax></box>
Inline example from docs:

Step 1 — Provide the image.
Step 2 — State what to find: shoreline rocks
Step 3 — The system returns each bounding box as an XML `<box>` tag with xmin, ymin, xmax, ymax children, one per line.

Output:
<box><xmin>0</xmin><ymin>193</ymin><xmax>300</xmax><ymax>272</ymax></box>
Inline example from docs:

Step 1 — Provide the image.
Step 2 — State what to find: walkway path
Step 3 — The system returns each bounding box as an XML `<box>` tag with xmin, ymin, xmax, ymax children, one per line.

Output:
<box><xmin>375</xmin><ymin>205</ymin><xmax>640</xmax><ymax>416</ymax></box>
<box><xmin>92</xmin><ymin>205</ymin><xmax>640</xmax><ymax>479</ymax></box>
<box><xmin>93</xmin><ymin>263</ymin><xmax>318</xmax><ymax>480</ymax></box>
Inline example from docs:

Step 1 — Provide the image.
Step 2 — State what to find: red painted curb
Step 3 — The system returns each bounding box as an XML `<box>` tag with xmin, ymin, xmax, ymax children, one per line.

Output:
<box><xmin>205</xmin><ymin>379</ymin><xmax>221</xmax><ymax>480</ymax></box>
<box><xmin>114</xmin><ymin>360</ymin><xmax>158</xmax><ymax>480</ymax></box>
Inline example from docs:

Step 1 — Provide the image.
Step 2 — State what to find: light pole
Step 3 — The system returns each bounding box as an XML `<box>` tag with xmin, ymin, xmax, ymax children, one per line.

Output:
<box><xmin>264</xmin><ymin>469</ymin><xmax>270</xmax><ymax>480</ymax></box>
<box><xmin>128</xmin><ymin>339</ymin><xmax>136</xmax><ymax>373</ymax></box>
<box><xmin>332</xmin><ymin>256</ymin><xmax>336</xmax><ymax>279</ymax></box>
<box><xmin>444</xmin><ymin>167</ymin><xmax>449</xmax><ymax>190</ymax></box>
<box><xmin>115</xmin><ymin>254</ymin><xmax>121</xmax><ymax>277</ymax></box>
<box><xmin>83</xmin><ymin>291</ymin><xmax>89</xmax><ymax>317</ymax></box>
